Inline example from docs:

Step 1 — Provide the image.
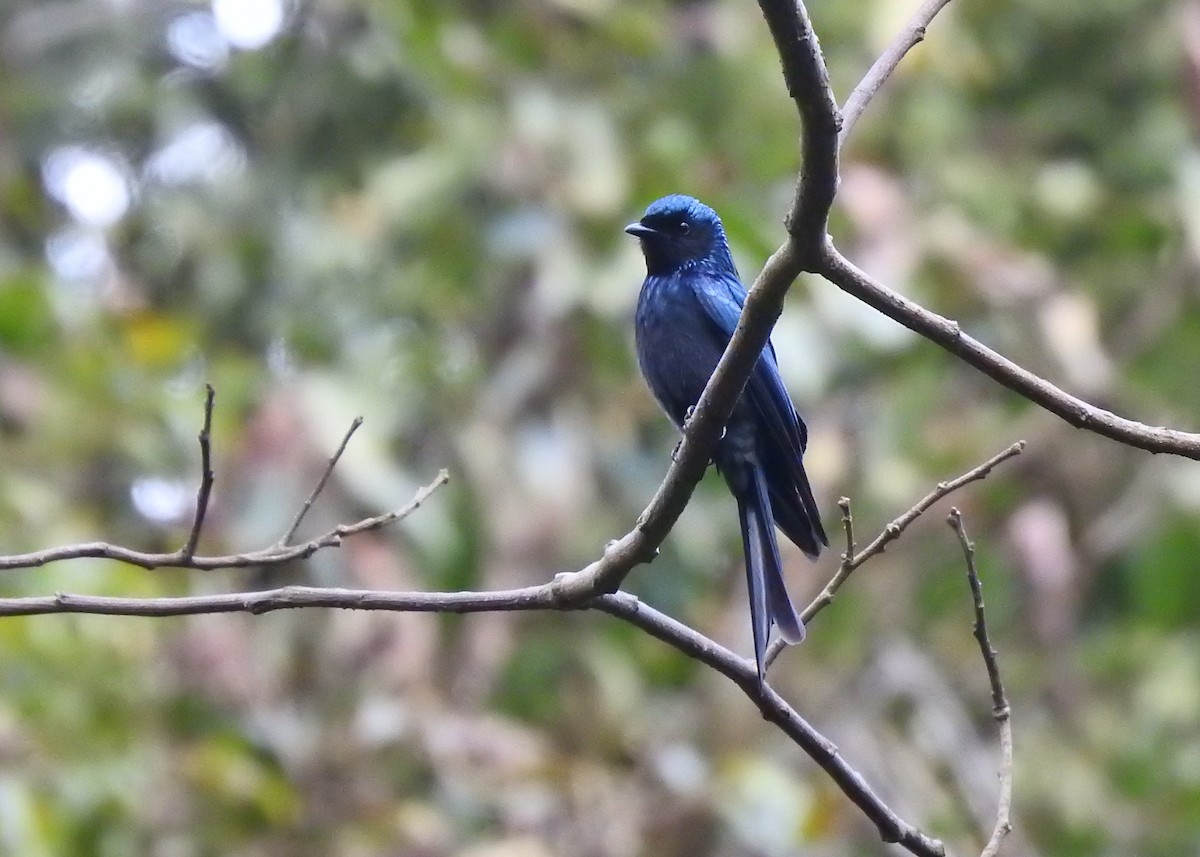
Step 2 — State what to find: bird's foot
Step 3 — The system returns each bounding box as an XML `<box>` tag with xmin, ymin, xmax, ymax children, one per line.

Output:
<box><xmin>673</xmin><ymin>406</ymin><xmax>723</xmax><ymax>463</ymax></box>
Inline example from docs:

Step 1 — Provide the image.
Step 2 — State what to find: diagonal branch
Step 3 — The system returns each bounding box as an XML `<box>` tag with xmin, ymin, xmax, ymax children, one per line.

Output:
<box><xmin>839</xmin><ymin>0</ymin><xmax>957</xmax><ymax>148</ymax></box>
<box><xmin>816</xmin><ymin>242</ymin><xmax>1200</xmax><ymax>457</ymax></box>
<box><xmin>594</xmin><ymin>593</ymin><xmax>946</xmax><ymax>857</ymax></box>
<box><xmin>826</xmin><ymin>0</ymin><xmax>1200</xmax><ymax>456</ymax></box>
<box><xmin>277</xmin><ymin>416</ymin><xmax>364</xmax><ymax>547</ymax></box>
<box><xmin>804</xmin><ymin>440</ymin><xmax>1026</xmax><ymax>623</ymax></box>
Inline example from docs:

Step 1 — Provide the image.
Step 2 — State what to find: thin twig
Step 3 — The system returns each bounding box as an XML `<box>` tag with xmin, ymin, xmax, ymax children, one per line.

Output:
<box><xmin>804</xmin><ymin>440</ymin><xmax>1025</xmax><ymax>623</ymax></box>
<box><xmin>763</xmin><ymin>441</ymin><xmax>1024</xmax><ymax>671</ymax></box>
<box><xmin>948</xmin><ymin>508</ymin><xmax>1013</xmax><ymax>857</ymax></box>
<box><xmin>838</xmin><ymin>495</ymin><xmax>855</xmax><ymax>561</ymax></box>
<box><xmin>181</xmin><ymin>384</ymin><xmax>216</xmax><ymax>559</ymax></box>
<box><xmin>0</xmin><ymin>470</ymin><xmax>450</xmax><ymax>572</ymax></box>
<box><xmin>277</xmin><ymin>416</ymin><xmax>364</xmax><ymax>547</ymax></box>
<box><xmin>839</xmin><ymin>0</ymin><xmax>957</xmax><ymax>148</ymax></box>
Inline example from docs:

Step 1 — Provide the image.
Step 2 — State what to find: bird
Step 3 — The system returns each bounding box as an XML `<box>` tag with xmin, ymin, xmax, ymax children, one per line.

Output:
<box><xmin>625</xmin><ymin>193</ymin><xmax>828</xmax><ymax>684</ymax></box>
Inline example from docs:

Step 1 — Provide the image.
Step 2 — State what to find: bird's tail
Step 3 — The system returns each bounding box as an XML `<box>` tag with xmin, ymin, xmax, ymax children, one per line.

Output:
<box><xmin>734</xmin><ymin>460</ymin><xmax>806</xmax><ymax>683</ymax></box>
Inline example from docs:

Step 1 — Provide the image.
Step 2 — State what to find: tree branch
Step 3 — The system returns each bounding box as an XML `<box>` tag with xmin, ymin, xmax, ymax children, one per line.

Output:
<box><xmin>765</xmin><ymin>440</ymin><xmax>1025</xmax><ymax>670</ymax></box>
<box><xmin>0</xmin><ymin>575</ymin><xmax>943</xmax><ymax>857</ymax></box>
<box><xmin>815</xmin><ymin>242</ymin><xmax>1200</xmax><ymax>457</ymax></box>
<box><xmin>181</xmin><ymin>383</ymin><xmax>216</xmax><ymax>559</ymax></box>
<box><xmin>805</xmin><ymin>440</ymin><xmax>1025</xmax><ymax>622</ymax></box>
<box><xmin>277</xmin><ymin>415</ymin><xmax>364</xmax><ymax>547</ymax></box>
<box><xmin>0</xmin><ymin>385</ymin><xmax>989</xmax><ymax>857</ymax></box>
<box><xmin>0</xmin><ymin>468</ymin><xmax>449</xmax><ymax>572</ymax></box>
<box><xmin>839</xmin><ymin>0</ymin><xmax>957</xmax><ymax>148</ymax></box>
<box><xmin>595</xmin><ymin>593</ymin><xmax>946</xmax><ymax>857</ymax></box>
<box><xmin>948</xmin><ymin>508</ymin><xmax>1013</xmax><ymax>857</ymax></box>
<box><xmin>756</xmin><ymin>0</ymin><xmax>841</xmax><ymax>253</ymax></box>
<box><xmin>0</xmin><ymin>583</ymin><xmax>549</xmax><ymax>618</ymax></box>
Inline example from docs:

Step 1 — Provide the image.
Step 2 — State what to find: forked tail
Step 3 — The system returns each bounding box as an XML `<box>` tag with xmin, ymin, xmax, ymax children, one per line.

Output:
<box><xmin>734</xmin><ymin>459</ymin><xmax>806</xmax><ymax>683</ymax></box>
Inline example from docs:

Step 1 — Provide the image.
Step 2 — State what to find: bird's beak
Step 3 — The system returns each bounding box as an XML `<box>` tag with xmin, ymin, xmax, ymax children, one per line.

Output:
<box><xmin>624</xmin><ymin>222</ymin><xmax>657</xmax><ymax>239</ymax></box>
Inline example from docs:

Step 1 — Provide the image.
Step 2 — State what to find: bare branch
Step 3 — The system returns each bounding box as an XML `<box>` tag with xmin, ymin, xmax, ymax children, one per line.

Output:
<box><xmin>763</xmin><ymin>441</ymin><xmax>1024</xmax><ymax>671</ymax></box>
<box><xmin>817</xmin><ymin>241</ymin><xmax>1200</xmax><ymax>457</ymax></box>
<box><xmin>0</xmin><ymin>3</ymin><xmax>1035</xmax><ymax>853</ymax></box>
<box><xmin>0</xmin><ymin>469</ymin><xmax>449</xmax><ymax>572</ymax></box>
<box><xmin>181</xmin><ymin>384</ymin><xmax>216</xmax><ymax>559</ymax></box>
<box><xmin>0</xmin><ymin>582</ymin><xmax>549</xmax><ymax>618</ymax></box>
<box><xmin>595</xmin><ymin>593</ymin><xmax>946</xmax><ymax>857</ymax></box>
<box><xmin>804</xmin><ymin>440</ymin><xmax>1025</xmax><ymax>623</ymax></box>
<box><xmin>839</xmin><ymin>0</ymin><xmax>956</xmax><ymax>148</ymax></box>
<box><xmin>756</xmin><ymin>0</ymin><xmax>841</xmax><ymax>252</ymax></box>
<box><xmin>948</xmin><ymin>508</ymin><xmax>1014</xmax><ymax>857</ymax></box>
<box><xmin>277</xmin><ymin>416</ymin><xmax>364</xmax><ymax>547</ymax></box>
<box><xmin>0</xmin><ymin>573</ymin><xmax>942</xmax><ymax>857</ymax></box>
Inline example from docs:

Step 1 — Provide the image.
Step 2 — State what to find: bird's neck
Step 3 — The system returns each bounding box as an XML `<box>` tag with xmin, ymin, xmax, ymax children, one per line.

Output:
<box><xmin>645</xmin><ymin>243</ymin><xmax>738</xmax><ymax>280</ymax></box>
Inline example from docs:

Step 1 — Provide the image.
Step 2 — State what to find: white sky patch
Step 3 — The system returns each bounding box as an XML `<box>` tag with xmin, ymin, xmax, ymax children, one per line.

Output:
<box><xmin>167</xmin><ymin>11</ymin><xmax>230</xmax><ymax>70</ymax></box>
<box><xmin>130</xmin><ymin>477</ymin><xmax>193</xmax><ymax>524</ymax></box>
<box><xmin>45</xmin><ymin>227</ymin><xmax>111</xmax><ymax>282</ymax></box>
<box><xmin>145</xmin><ymin>121</ymin><xmax>245</xmax><ymax>186</ymax></box>
<box><xmin>42</xmin><ymin>146</ymin><xmax>131</xmax><ymax>228</ymax></box>
<box><xmin>212</xmin><ymin>0</ymin><xmax>285</xmax><ymax>50</ymax></box>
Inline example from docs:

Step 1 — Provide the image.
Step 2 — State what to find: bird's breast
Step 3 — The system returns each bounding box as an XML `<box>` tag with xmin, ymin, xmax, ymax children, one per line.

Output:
<box><xmin>634</xmin><ymin>274</ymin><xmax>727</xmax><ymax>428</ymax></box>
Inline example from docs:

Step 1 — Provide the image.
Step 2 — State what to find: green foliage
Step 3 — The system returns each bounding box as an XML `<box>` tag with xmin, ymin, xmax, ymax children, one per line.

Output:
<box><xmin>2</xmin><ymin>0</ymin><xmax>1200</xmax><ymax>854</ymax></box>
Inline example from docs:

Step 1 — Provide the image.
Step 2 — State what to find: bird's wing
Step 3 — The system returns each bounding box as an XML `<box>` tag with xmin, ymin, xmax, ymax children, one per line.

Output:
<box><xmin>691</xmin><ymin>271</ymin><xmax>808</xmax><ymax>457</ymax></box>
<box><xmin>693</xmin><ymin>270</ymin><xmax>827</xmax><ymax>555</ymax></box>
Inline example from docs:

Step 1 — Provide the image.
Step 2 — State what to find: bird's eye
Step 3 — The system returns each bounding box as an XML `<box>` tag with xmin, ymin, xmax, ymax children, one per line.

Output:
<box><xmin>678</xmin><ymin>221</ymin><xmax>690</xmax><ymax>234</ymax></box>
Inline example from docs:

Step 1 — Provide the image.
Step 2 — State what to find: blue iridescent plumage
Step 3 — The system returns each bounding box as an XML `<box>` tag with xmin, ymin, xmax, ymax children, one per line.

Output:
<box><xmin>626</xmin><ymin>194</ymin><xmax>827</xmax><ymax>682</ymax></box>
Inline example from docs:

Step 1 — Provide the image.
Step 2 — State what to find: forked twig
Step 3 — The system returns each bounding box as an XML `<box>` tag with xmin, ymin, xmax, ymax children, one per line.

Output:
<box><xmin>277</xmin><ymin>416</ymin><xmax>364</xmax><ymax>547</ymax></box>
<box><xmin>765</xmin><ymin>440</ymin><xmax>1025</xmax><ymax>670</ymax></box>
<box><xmin>0</xmin><ymin>391</ymin><xmax>448</xmax><ymax>574</ymax></box>
<box><xmin>805</xmin><ymin>441</ymin><xmax>1025</xmax><ymax>623</ymax></box>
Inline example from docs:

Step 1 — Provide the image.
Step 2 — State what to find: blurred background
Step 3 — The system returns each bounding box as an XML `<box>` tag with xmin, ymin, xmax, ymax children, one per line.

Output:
<box><xmin>2</xmin><ymin>0</ymin><xmax>1199</xmax><ymax>854</ymax></box>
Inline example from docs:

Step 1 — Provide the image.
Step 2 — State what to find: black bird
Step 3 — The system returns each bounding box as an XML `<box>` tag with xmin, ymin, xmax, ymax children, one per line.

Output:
<box><xmin>626</xmin><ymin>194</ymin><xmax>827</xmax><ymax>683</ymax></box>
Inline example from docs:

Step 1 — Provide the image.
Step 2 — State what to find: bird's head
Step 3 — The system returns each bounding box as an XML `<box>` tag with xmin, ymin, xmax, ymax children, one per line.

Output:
<box><xmin>625</xmin><ymin>194</ymin><xmax>735</xmax><ymax>276</ymax></box>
